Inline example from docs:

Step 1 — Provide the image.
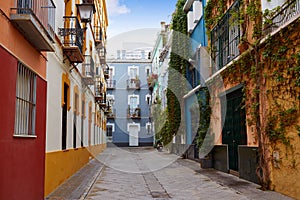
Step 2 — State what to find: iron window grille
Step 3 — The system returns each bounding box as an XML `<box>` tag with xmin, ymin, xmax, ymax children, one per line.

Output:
<box><xmin>14</xmin><ymin>62</ymin><xmax>37</xmax><ymax>136</ymax></box>
<box><xmin>211</xmin><ymin>0</ymin><xmax>240</xmax><ymax>73</ymax></box>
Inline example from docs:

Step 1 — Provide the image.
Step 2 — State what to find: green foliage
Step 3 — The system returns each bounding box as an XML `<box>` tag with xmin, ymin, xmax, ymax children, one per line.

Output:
<box><xmin>161</xmin><ymin>0</ymin><xmax>188</xmax><ymax>145</ymax></box>
<box><xmin>266</xmin><ymin>106</ymin><xmax>298</xmax><ymax>146</ymax></box>
<box><xmin>195</xmin><ymin>88</ymin><xmax>212</xmax><ymax>149</ymax></box>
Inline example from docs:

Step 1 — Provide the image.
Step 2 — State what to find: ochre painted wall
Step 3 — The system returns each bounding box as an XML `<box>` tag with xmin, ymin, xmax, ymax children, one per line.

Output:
<box><xmin>44</xmin><ymin>144</ymin><xmax>106</xmax><ymax>196</ymax></box>
<box><xmin>0</xmin><ymin>46</ymin><xmax>47</xmax><ymax>200</ymax></box>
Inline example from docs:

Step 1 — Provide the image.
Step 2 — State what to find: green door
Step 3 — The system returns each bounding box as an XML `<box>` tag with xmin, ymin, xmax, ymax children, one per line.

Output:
<box><xmin>222</xmin><ymin>88</ymin><xmax>247</xmax><ymax>171</ymax></box>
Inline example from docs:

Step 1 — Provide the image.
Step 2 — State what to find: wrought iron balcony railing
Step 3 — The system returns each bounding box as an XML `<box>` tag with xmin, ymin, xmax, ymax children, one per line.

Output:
<box><xmin>95</xmin><ymin>93</ymin><xmax>106</xmax><ymax>107</ymax></box>
<box><xmin>107</xmin><ymin>108</ymin><xmax>116</xmax><ymax>119</ymax></box>
<box><xmin>106</xmin><ymin>79</ymin><xmax>116</xmax><ymax>89</ymax></box>
<box><xmin>103</xmin><ymin>67</ymin><xmax>110</xmax><ymax>79</ymax></box>
<box><xmin>127</xmin><ymin>108</ymin><xmax>141</xmax><ymax>119</ymax></box>
<box><xmin>58</xmin><ymin>16</ymin><xmax>84</xmax><ymax>63</ymax></box>
<box><xmin>210</xmin><ymin>1</ymin><xmax>240</xmax><ymax>73</ymax></box>
<box><xmin>94</xmin><ymin>26</ymin><xmax>103</xmax><ymax>45</ymax></box>
<box><xmin>81</xmin><ymin>55</ymin><xmax>95</xmax><ymax>85</ymax></box>
<box><xmin>127</xmin><ymin>79</ymin><xmax>141</xmax><ymax>90</ymax></box>
<box><xmin>98</xmin><ymin>47</ymin><xmax>106</xmax><ymax>64</ymax></box>
<box><xmin>263</xmin><ymin>0</ymin><xmax>300</xmax><ymax>35</ymax></box>
<box><xmin>10</xmin><ymin>0</ymin><xmax>56</xmax><ymax>51</ymax></box>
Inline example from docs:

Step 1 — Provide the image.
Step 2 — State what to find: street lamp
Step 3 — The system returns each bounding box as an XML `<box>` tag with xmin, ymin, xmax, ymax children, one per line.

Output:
<box><xmin>76</xmin><ymin>2</ymin><xmax>95</xmax><ymax>23</ymax></box>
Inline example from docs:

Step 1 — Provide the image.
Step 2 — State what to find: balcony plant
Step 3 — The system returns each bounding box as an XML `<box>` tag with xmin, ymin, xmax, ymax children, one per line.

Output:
<box><xmin>147</xmin><ymin>73</ymin><xmax>158</xmax><ymax>87</ymax></box>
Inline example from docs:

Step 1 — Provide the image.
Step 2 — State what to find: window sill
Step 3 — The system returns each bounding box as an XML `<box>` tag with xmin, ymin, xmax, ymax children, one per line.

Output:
<box><xmin>13</xmin><ymin>134</ymin><xmax>37</xmax><ymax>138</ymax></box>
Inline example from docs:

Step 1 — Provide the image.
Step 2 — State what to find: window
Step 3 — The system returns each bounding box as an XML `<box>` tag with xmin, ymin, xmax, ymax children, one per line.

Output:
<box><xmin>107</xmin><ymin>125</ymin><xmax>113</xmax><ymax>137</ymax></box>
<box><xmin>106</xmin><ymin>123</ymin><xmax>114</xmax><ymax>142</ymax></box>
<box><xmin>145</xmin><ymin>94</ymin><xmax>151</xmax><ymax>105</ymax></box>
<box><xmin>211</xmin><ymin>1</ymin><xmax>240</xmax><ymax>73</ymax></box>
<box><xmin>128</xmin><ymin>95</ymin><xmax>140</xmax><ymax>117</ymax></box>
<box><xmin>108</xmin><ymin>66</ymin><xmax>115</xmax><ymax>77</ymax></box>
<box><xmin>128</xmin><ymin>66</ymin><xmax>139</xmax><ymax>79</ymax></box>
<box><xmin>14</xmin><ymin>62</ymin><xmax>36</xmax><ymax>136</ymax></box>
<box><xmin>129</xmin><ymin>95</ymin><xmax>139</xmax><ymax>109</ymax></box>
<box><xmin>145</xmin><ymin>66</ymin><xmax>151</xmax><ymax>76</ymax></box>
<box><xmin>146</xmin><ymin>123</ymin><xmax>151</xmax><ymax>135</ymax></box>
<box><xmin>107</xmin><ymin>95</ymin><xmax>115</xmax><ymax>106</ymax></box>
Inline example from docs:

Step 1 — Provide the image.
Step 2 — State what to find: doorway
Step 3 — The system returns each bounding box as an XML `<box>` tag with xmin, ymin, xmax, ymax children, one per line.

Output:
<box><xmin>129</xmin><ymin>125</ymin><xmax>139</xmax><ymax>146</ymax></box>
<box><xmin>62</xmin><ymin>83</ymin><xmax>68</xmax><ymax>150</ymax></box>
<box><xmin>222</xmin><ymin>88</ymin><xmax>247</xmax><ymax>171</ymax></box>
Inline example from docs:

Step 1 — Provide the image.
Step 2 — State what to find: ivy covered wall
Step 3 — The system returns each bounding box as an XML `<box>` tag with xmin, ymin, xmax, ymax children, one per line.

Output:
<box><xmin>205</xmin><ymin>0</ymin><xmax>300</xmax><ymax>198</ymax></box>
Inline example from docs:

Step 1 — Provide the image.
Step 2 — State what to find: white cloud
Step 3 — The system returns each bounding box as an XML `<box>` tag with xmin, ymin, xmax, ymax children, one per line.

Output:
<box><xmin>107</xmin><ymin>0</ymin><xmax>130</xmax><ymax>16</ymax></box>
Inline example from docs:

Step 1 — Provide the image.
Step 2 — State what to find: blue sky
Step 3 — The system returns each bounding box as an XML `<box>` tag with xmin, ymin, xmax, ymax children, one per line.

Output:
<box><xmin>106</xmin><ymin>0</ymin><xmax>178</xmax><ymax>38</ymax></box>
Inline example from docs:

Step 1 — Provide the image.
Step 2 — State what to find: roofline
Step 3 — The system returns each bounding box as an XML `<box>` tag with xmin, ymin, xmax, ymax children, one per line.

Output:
<box><xmin>183</xmin><ymin>0</ymin><xmax>194</xmax><ymax>13</ymax></box>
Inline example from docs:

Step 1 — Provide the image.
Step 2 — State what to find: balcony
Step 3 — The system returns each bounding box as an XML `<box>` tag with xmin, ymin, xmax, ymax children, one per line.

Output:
<box><xmin>107</xmin><ymin>79</ymin><xmax>116</xmax><ymax>89</ymax></box>
<box><xmin>263</xmin><ymin>0</ymin><xmax>300</xmax><ymax>36</ymax></box>
<box><xmin>81</xmin><ymin>55</ymin><xmax>95</xmax><ymax>85</ymax></box>
<box><xmin>94</xmin><ymin>26</ymin><xmax>103</xmax><ymax>46</ymax></box>
<box><xmin>127</xmin><ymin>107</ymin><xmax>141</xmax><ymax>119</ymax></box>
<box><xmin>58</xmin><ymin>16</ymin><xmax>84</xmax><ymax>63</ymax></box>
<box><xmin>210</xmin><ymin>1</ymin><xmax>240</xmax><ymax>73</ymax></box>
<box><xmin>103</xmin><ymin>66</ymin><xmax>110</xmax><ymax>79</ymax></box>
<box><xmin>98</xmin><ymin>47</ymin><xmax>106</xmax><ymax>64</ymax></box>
<box><xmin>127</xmin><ymin>79</ymin><xmax>141</xmax><ymax>90</ymax></box>
<box><xmin>95</xmin><ymin>93</ymin><xmax>106</xmax><ymax>107</ymax></box>
<box><xmin>10</xmin><ymin>0</ymin><xmax>56</xmax><ymax>51</ymax></box>
<box><xmin>104</xmin><ymin>104</ymin><xmax>111</xmax><ymax>114</ymax></box>
<box><xmin>107</xmin><ymin>109</ymin><xmax>116</xmax><ymax>119</ymax></box>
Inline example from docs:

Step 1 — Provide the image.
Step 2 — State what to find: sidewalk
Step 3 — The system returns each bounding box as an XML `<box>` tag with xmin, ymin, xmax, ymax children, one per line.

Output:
<box><xmin>175</xmin><ymin>157</ymin><xmax>293</xmax><ymax>200</ymax></box>
<box><xmin>45</xmin><ymin>159</ymin><xmax>104</xmax><ymax>200</ymax></box>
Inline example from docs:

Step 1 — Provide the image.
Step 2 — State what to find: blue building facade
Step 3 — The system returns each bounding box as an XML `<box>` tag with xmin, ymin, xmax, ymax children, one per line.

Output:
<box><xmin>106</xmin><ymin>59</ymin><xmax>153</xmax><ymax>146</ymax></box>
<box><xmin>183</xmin><ymin>0</ymin><xmax>209</xmax><ymax>159</ymax></box>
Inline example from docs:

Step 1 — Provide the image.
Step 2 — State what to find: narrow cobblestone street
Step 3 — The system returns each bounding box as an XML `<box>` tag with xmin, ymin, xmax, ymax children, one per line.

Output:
<box><xmin>48</xmin><ymin>147</ymin><xmax>293</xmax><ymax>200</ymax></box>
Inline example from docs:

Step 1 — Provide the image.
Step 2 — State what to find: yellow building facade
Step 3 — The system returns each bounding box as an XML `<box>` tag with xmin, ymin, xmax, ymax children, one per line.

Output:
<box><xmin>44</xmin><ymin>0</ymin><xmax>109</xmax><ymax>196</ymax></box>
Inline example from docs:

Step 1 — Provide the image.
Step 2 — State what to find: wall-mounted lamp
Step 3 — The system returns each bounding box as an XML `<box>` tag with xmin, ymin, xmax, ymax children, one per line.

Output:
<box><xmin>76</xmin><ymin>1</ymin><xmax>95</xmax><ymax>23</ymax></box>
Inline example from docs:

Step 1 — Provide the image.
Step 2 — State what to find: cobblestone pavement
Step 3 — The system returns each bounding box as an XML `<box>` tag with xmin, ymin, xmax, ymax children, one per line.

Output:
<box><xmin>84</xmin><ymin>147</ymin><xmax>292</xmax><ymax>200</ymax></box>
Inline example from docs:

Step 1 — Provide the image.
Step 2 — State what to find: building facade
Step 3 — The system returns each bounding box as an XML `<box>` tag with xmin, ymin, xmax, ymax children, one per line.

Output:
<box><xmin>205</xmin><ymin>0</ymin><xmax>300</xmax><ymax>198</ymax></box>
<box><xmin>149</xmin><ymin>22</ymin><xmax>171</xmax><ymax>146</ymax></box>
<box><xmin>0</xmin><ymin>0</ymin><xmax>54</xmax><ymax>199</ymax></box>
<box><xmin>182</xmin><ymin>0</ymin><xmax>209</xmax><ymax>160</ymax></box>
<box><xmin>44</xmin><ymin>0</ymin><xmax>109</xmax><ymax>196</ymax></box>
<box><xmin>106</xmin><ymin>52</ymin><xmax>153</xmax><ymax>147</ymax></box>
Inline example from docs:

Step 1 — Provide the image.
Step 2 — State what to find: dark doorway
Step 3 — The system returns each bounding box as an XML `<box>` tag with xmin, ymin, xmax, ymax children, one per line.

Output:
<box><xmin>62</xmin><ymin>83</ymin><xmax>68</xmax><ymax>150</ymax></box>
<box><xmin>73</xmin><ymin>112</ymin><xmax>77</xmax><ymax>148</ymax></box>
<box><xmin>81</xmin><ymin>100</ymin><xmax>84</xmax><ymax>147</ymax></box>
<box><xmin>222</xmin><ymin>88</ymin><xmax>247</xmax><ymax>171</ymax></box>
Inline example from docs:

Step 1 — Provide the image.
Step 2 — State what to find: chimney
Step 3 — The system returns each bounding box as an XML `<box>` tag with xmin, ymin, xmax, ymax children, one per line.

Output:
<box><xmin>161</xmin><ymin>21</ymin><xmax>166</xmax><ymax>33</ymax></box>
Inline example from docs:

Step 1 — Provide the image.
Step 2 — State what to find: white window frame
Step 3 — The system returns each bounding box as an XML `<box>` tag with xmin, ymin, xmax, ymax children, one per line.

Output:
<box><xmin>128</xmin><ymin>94</ymin><xmax>139</xmax><ymax>106</ymax></box>
<box><xmin>145</xmin><ymin>94</ymin><xmax>151</xmax><ymax>105</ymax></box>
<box><xmin>107</xmin><ymin>122</ymin><xmax>115</xmax><ymax>132</ymax></box>
<box><xmin>145</xmin><ymin>66</ymin><xmax>151</xmax><ymax>76</ymax></box>
<box><xmin>106</xmin><ymin>123</ymin><xmax>114</xmax><ymax>141</ymax></box>
<box><xmin>127</xmin><ymin>122</ymin><xmax>140</xmax><ymax>132</ymax></box>
<box><xmin>128</xmin><ymin>65</ymin><xmax>139</xmax><ymax>78</ymax></box>
<box><xmin>108</xmin><ymin>66</ymin><xmax>115</xmax><ymax>77</ymax></box>
<box><xmin>146</xmin><ymin>122</ymin><xmax>151</xmax><ymax>135</ymax></box>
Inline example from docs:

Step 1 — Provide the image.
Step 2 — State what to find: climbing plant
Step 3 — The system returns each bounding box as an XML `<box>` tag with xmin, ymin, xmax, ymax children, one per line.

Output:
<box><xmin>204</xmin><ymin>0</ymin><xmax>300</xmax><ymax>191</ymax></box>
<box><xmin>159</xmin><ymin>0</ymin><xmax>188</xmax><ymax>145</ymax></box>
